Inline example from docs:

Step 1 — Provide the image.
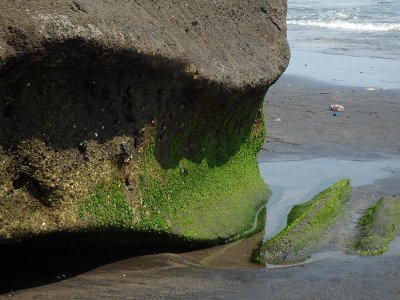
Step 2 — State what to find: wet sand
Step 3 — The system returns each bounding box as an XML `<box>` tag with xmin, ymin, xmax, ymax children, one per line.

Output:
<box><xmin>2</xmin><ymin>75</ymin><xmax>400</xmax><ymax>299</ymax></box>
<box><xmin>261</xmin><ymin>75</ymin><xmax>400</xmax><ymax>160</ymax></box>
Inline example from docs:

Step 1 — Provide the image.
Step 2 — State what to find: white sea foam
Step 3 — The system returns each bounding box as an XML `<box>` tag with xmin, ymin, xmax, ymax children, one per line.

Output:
<box><xmin>287</xmin><ymin>0</ymin><xmax>400</xmax><ymax>75</ymax></box>
<box><xmin>287</xmin><ymin>19</ymin><xmax>400</xmax><ymax>32</ymax></box>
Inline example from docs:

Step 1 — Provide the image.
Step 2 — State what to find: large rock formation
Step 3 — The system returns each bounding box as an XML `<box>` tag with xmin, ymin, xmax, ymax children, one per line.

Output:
<box><xmin>0</xmin><ymin>0</ymin><xmax>289</xmax><ymax>248</ymax></box>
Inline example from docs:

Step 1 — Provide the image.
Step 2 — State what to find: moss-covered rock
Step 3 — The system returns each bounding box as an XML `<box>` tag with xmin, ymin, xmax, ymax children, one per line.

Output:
<box><xmin>0</xmin><ymin>0</ymin><xmax>289</xmax><ymax>248</ymax></box>
<box><xmin>349</xmin><ymin>195</ymin><xmax>400</xmax><ymax>256</ymax></box>
<box><xmin>255</xmin><ymin>179</ymin><xmax>351</xmax><ymax>264</ymax></box>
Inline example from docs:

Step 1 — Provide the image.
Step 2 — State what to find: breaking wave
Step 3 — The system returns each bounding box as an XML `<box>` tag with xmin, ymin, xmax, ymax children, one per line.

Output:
<box><xmin>287</xmin><ymin>20</ymin><xmax>400</xmax><ymax>32</ymax></box>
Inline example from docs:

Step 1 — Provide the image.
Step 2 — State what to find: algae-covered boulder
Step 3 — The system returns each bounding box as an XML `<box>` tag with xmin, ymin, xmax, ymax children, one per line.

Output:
<box><xmin>255</xmin><ymin>179</ymin><xmax>351</xmax><ymax>264</ymax></box>
<box><xmin>0</xmin><ymin>0</ymin><xmax>289</xmax><ymax>247</ymax></box>
<box><xmin>350</xmin><ymin>195</ymin><xmax>400</xmax><ymax>256</ymax></box>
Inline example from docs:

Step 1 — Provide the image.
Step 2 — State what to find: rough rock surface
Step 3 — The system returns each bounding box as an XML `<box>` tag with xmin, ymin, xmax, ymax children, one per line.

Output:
<box><xmin>0</xmin><ymin>0</ymin><xmax>289</xmax><ymax>247</ymax></box>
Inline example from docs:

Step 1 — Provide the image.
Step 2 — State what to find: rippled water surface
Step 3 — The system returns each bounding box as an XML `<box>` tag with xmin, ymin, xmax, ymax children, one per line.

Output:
<box><xmin>285</xmin><ymin>0</ymin><xmax>400</xmax><ymax>89</ymax></box>
<box><xmin>288</xmin><ymin>0</ymin><xmax>400</xmax><ymax>59</ymax></box>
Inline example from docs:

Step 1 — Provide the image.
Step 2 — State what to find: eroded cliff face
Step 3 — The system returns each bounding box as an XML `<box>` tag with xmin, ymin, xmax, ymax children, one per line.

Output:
<box><xmin>0</xmin><ymin>0</ymin><xmax>289</xmax><ymax>247</ymax></box>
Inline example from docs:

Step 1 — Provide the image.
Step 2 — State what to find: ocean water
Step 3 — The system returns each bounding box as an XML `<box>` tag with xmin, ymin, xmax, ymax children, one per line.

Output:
<box><xmin>288</xmin><ymin>0</ymin><xmax>400</xmax><ymax>59</ymax></box>
<box><xmin>285</xmin><ymin>0</ymin><xmax>400</xmax><ymax>88</ymax></box>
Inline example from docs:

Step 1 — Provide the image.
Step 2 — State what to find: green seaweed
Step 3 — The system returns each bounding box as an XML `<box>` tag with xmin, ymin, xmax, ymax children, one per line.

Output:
<box><xmin>137</xmin><ymin>125</ymin><xmax>268</xmax><ymax>242</ymax></box>
<box><xmin>255</xmin><ymin>179</ymin><xmax>351</xmax><ymax>264</ymax></box>
<box><xmin>350</xmin><ymin>196</ymin><xmax>400</xmax><ymax>256</ymax></box>
<box><xmin>286</xmin><ymin>200</ymin><xmax>314</xmax><ymax>225</ymax></box>
<box><xmin>136</xmin><ymin>96</ymin><xmax>269</xmax><ymax>243</ymax></box>
<box><xmin>76</xmin><ymin>95</ymin><xmax>269</xmax><ymax>246</ymax></box>
<box><xmin>78</xmin><ymin>181</ymin><xmax>134</xmax><ymax>229</ymax></box>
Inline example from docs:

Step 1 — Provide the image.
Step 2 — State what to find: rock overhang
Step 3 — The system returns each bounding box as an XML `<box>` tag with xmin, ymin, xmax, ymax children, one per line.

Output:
<box><xmin>0</xmin><ymin>0</ymin><xmax>289</xmax><ymax>247</ymax></box>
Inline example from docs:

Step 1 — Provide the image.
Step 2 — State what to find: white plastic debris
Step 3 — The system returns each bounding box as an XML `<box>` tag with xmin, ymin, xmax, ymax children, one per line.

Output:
<box><xmin>329</xmin><ymin>104</ymin><xmax>344</xmax><ymax>112</ymax></box>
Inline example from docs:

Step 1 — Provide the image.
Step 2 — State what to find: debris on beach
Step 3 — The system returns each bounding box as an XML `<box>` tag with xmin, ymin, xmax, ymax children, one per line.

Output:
<box><xmin>333</xmin><ymin>112</ymin><xmax>341</xmax><ymax>117</ymax></box>
<box><xmin>329</xmin><ymin>104</ymin><xmax>344</xmax><ymax>112</ymax></box>
<box><xmin>274</xmin><ymin>117</ymin><xmax>282</xmax><ymax>122</ymax></box>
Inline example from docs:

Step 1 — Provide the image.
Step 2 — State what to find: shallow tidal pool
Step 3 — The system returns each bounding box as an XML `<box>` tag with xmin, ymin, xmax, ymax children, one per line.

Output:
<box><xmin>259</xmin><ymin>157</ymin><xmax>400</xmax><ymax>239</ymax></box>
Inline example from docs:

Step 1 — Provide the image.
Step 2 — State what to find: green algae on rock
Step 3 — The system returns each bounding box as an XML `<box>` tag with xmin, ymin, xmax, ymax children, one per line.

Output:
<box><xmin>255</xmin><ymin>179</ymin><xmax>351</xmax><ymax>264</ymax></box>
<box><xmin>349</xmin><ymin>196</ymin><xmax>400</xmax><ymax>256</ymax></box>
<box><xmin>138</xmin><ymin>113</ymin><xmax>269</xmax><ymax>242</ymax></box>
<box><xmin>0</xmin><ymin>0</ymin><xmax>289</xmax><ymax>248</ymax></box>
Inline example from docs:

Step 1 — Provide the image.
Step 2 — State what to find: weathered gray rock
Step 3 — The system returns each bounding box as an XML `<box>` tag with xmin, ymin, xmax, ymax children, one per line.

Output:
<box><xmin>0</xmin><ymin>0</ymin><xmax>289</xmax><ymax>247</ymax></box>
<box><xmin>0</xmin><ymin>0</ymin><xmax>288</xmax><ymax>87</ymax></box>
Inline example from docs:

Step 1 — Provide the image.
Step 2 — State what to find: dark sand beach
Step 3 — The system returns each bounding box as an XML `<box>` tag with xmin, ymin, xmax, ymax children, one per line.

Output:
<box><xmin>262</xmin><ymin>75</ymin><xmax>400</xmax><ymax>159</ymax></box>
<box><xmin>2</xmin><ymin>75</ymin><xmax>400</xmax><ymax>299</ymax></box>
